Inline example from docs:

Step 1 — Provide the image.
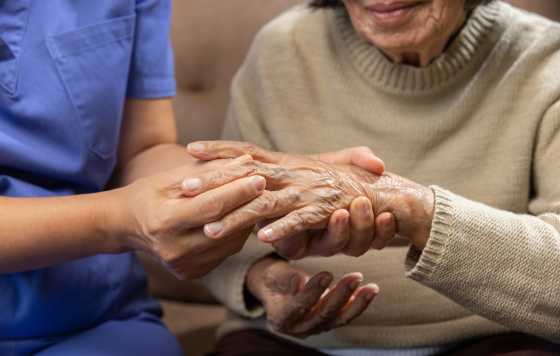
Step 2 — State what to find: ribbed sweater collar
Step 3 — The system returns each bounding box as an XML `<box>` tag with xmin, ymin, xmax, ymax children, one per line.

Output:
<box><xmin>330</xmin><ymin>1</ymin><xmax>505</xmax><ymax>95</ymax></box>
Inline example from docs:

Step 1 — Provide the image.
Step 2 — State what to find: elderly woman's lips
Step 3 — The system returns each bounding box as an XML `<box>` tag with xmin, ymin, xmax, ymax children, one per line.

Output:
<box><xmin>366</xmin><ymin>2</ymin><xmax>422</xmax><ymax>27</ymax></box>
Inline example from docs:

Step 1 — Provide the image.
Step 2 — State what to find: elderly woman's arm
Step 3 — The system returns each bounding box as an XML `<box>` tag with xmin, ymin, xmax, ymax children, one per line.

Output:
<box><xmin>194</xmin><ymin>135</ymin><xmax>560</xmax><ymax>342</ymax></box>
<box><xmin>405</xmin><ymin>101</ymin><xmax>560</xmax><ymax>342</ymax></box>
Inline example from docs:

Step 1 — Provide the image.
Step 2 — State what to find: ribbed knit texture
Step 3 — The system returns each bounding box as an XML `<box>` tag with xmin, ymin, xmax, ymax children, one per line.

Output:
<box><xmin>204</xmin><ymin>1</ymin><xmax>560</xmax><ymax>348</ymax></box>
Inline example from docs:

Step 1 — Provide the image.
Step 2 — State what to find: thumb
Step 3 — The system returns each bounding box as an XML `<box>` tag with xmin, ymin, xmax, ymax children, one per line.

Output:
<box><xmin>270</xmin><ymin>262</ymin><xmax>312</xmax><ymax>295</ymax></box>
<box><xmin>350</xmin><ymin>147</ymin><xmax>385</xmax><ymax>175</ymax></box>
<box><xmin>313</xmin><ymin>146</ymin><xmax>385</xmax><ymax>175</ymax></box>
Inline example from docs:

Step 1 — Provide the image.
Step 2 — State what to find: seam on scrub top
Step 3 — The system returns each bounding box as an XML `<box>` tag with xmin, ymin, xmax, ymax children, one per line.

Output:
<box><xmin>47</xmin><ymin>15</ymin><xmax>135</xmax><ymax>59</ymax></box>
<box><xmin>53</xmin><ymin>35</ymin><xmax>134</xmax><ymax>59</ymax></box>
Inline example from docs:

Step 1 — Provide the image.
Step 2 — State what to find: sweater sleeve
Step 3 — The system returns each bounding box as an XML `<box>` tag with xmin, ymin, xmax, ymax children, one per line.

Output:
<box><xmin>405</xmin><ymin>102</ymin><xmax>560</xmax><ymax>341</ymax></box>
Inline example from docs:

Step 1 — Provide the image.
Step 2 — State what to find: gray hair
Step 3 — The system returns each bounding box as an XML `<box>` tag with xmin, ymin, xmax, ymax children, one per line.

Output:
<box><xmin>309</xmin><ymin>0</ymin><xmax>493</xmax><ymax>10</ymax></box>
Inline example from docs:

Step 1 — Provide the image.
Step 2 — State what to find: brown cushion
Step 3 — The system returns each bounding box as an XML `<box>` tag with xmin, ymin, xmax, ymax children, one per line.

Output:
<box><xmin>507</xmin><ymin>0</ymin><xmax>560</xmax><ymax>21</ymax></box>
<box><xmin>171</xmin><ymin>0</ymin><xmax>302</xmax><ymax>145</ymax></box>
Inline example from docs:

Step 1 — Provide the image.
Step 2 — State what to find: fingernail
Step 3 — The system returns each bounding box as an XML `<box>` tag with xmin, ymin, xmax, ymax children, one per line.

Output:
<box><xmin>188</xmin><ymin>143</ymin><xmax>204</xmax><ymax>152</ymax></box>
<box><xmin>321</xmin><ymin>275</ymin><xmax>333</xmax><ymax>288</ymax></box>
<box><xmin>259</xmin><ymin>228</ymin><xmax>274</xmax><ymax>241</ymax></box>
<box><xmin>204</xmin><ymin>222</ymin><xmax>223</xmax><ymax>238</ymax></box>
<box><xmin>251</xmin><ymin>176</ymin><xmax>266</xmax><ymax>191</ymax></box>
<box><xmin>182</xmin><ymin>178</ymin><xmax>202</xmax><ymax>191</ymax></box>
<box><xmin>365</xmin><ymin>284</ymin><xmax>380</xmax><ymax>300</ymax></box>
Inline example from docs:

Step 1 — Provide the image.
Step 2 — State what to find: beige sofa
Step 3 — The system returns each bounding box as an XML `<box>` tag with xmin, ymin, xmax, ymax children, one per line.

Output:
<box><xmin>146</xmin><ymin>1</ymin><xmax>560</xmax><ymax>355</ymax></box>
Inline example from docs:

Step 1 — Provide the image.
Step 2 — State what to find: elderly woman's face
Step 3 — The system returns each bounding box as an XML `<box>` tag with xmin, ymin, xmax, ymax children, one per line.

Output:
<box><xmin>342</xmin><ymin>0</ymin><xmax>467</xmax><ymax>66</ymax></box>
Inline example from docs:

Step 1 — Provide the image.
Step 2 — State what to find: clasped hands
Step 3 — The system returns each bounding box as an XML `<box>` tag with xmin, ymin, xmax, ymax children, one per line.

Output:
<box><xmin>116</xmin><ymin>140</ymin><xmax>435</xmax><ymax>338</ymax></box>
<box><xmin>186</xmin><ymin>141</ymin><xmax>435</xmax><ymax>257</ymax></box>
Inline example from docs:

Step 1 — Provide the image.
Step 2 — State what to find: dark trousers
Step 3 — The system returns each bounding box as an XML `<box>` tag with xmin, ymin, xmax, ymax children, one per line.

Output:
<box><xmin>209</xmin><ymin>329</ymin><xmax>560</xmax><ymax>356</ymax></box>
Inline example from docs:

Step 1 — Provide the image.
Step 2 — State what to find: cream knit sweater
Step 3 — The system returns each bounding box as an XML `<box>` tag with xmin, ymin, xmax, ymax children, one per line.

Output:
<box><xmin>202</xmin><ymin>1</ymin><xmax>560</xmax><ymax>348</ymax></box>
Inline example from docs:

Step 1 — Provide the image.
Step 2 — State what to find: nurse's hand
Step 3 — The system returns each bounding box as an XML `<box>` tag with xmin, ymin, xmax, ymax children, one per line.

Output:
<box><xmin>115</xmin><ymin>155</ymin><xmax>268</xmax><ymax>280</ymax></box>
<box><xmin>246</xmin><ymin>257</ymin><xmax>379</xmax><ymax>338</ymax></box>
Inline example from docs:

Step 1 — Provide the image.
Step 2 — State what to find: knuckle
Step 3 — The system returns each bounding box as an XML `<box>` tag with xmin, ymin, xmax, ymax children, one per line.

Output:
<box><xmin>201</xmin><ymin>196</ymin><xmax>226</xmax><ymax>221</ymax></box>
<box><xmin>288</xmin><ymin>212</ymin><xmax>307</xmax><ymax>229</ymax></box>
<box><xmin>207</xmin><ymin>169</ymin><xmax>225</xmax><ymax>183</ymax></box>
<box><xmin>283</xmin><ymin>187</ymin><xmax>302</xmax><ymax>205</ymax></box>
<box><xmin>144</xmin><ymin>213</ymin><xmax>173</xmax><ymax>239</ymax></box>
<box><xmin>318</xmin><ymin>308</ymin><xmax>338</xmax><ymax>322</ymax></box>
<box><xmin>291</xmin><ymin>303</ymin><xmax>308</xmax><ymax>319</ymax></box>
<box><xmin>255</xmin><ymin>192</ymin><xmax>278</xmax><ymax>213</ymax></box>
<box><xmin>161</xmin><ymin>250</ymin><xmax>186</xmax><ymax>269</ymax></box>
<box><xmin>239</xmin><ymin>161</ymin><xmax>258</xmax><ymax>175</ymax></box>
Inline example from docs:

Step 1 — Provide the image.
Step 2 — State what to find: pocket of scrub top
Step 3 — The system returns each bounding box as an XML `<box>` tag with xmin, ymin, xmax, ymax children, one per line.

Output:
<box><xmin>47</xmin><ymin>15</ymin><xmax>135</xmax><ymax>160</ymax></box>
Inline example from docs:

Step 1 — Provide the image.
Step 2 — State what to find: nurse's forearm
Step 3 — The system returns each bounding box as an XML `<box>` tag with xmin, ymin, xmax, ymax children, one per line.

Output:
<box><xmin>0</xmin><ymin>190</ymin><xmax>126</xmax><ymax>274</ymax></box>
<box><xmin>115</xmin><ymin>143</ymin><xmax>196</xmax><ymax>186</ymax></box>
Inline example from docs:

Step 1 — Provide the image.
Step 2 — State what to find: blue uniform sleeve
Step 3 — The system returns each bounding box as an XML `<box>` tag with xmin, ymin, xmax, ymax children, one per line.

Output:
<box><xmin>127</xmin><ymin>0</ymin><xmax>176</xmax><ymax>98</ymax></box>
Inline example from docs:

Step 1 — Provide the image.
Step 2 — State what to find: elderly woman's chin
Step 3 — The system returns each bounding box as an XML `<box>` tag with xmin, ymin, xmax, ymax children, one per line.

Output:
<box><xmin>342</xmin><ymin>0</ymin><xmax>467</xmax><ymax>66</ymax></box>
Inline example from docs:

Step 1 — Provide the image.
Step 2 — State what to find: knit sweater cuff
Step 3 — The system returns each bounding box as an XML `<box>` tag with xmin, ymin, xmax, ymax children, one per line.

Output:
<box><xmin>405</xmin><ymin>186</ymin><xmax>454</xmax><ymax>282</ymax></box>
<box><xmin>202</xmin><ymin>239</ymin><xmax>275</xmax><ymax>319</ymax></box>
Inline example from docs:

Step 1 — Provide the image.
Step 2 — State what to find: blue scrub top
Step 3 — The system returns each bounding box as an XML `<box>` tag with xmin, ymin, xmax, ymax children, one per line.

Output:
<box><xmin>0</xmin><ymin>0</ymin><xmax>176</xmax><ymax>341</ymax></box>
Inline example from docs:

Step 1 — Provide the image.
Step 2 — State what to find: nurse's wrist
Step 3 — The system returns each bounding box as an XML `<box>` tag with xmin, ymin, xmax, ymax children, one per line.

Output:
<box><xmin>96</xmin><ymin>188</ymin><xmax>135</xmax><ymax>254</ymax></box>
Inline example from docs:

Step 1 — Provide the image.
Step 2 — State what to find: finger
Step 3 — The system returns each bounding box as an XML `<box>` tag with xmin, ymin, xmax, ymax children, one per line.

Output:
<box><xmin>258</xmin><ymin>205</ymin><xmax>330</xmax><ymax>243</ymax></box>
<box><xmin>272</xmin><ymin>233</ymin><xmax>311</xmax><ymax>260</ymax></box>
<box><xmin>311</xmin><ymin>146</ymin><xmax>385</xmax><ymax>175</ymax></box>
<box><xmin>188</xmin><ymin>141</ymin><xmax>280</xmax><ymax>163</ymax></box>
<box><xmin>294</xmin><ymin>273</ymin><xmax>364</xmax><ymax>334</ymax></box>
<box><xmin>344</xmin><ymin>197</ymin><xmax>375</xmax><ymax>257</ymax></box>
<box><xmin>371</xmin><ymin>212</ymin><xmax>397</xmax><ymax>250</ymax></box>
<box><xmin>332</xmin><ymin>283</ymin><xmax>379</xmax><ymax>328</ymax></box>
<box><xmin>281</xmin><ymin>272</ymin><xmax>333</xmax><ymax>326</ymax></box>
<box><xmin>307</xmin><ymin>210</ymin><xmax>350</xmax><ymax>257</ymax></box>
<box><xmin>174</xmin><ymin>175</ymin><xmax>266</xmax><ymax>231</ymax></box>
<box><xmin>181</xmin><ymin>155</ymin><xmax>254</xmax><ymax>196</ymax></box>
<box><xmin>203</xmin><ymin>188</ymin><xmax>301</xmax><ymax>239</ymax></box>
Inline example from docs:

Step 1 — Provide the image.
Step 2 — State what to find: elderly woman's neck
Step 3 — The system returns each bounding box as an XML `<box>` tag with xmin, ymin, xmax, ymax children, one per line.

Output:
<box><xmin>380</xmin><ymin>13</ymin><xmax>467</xmax><ymax>67</ymax></box>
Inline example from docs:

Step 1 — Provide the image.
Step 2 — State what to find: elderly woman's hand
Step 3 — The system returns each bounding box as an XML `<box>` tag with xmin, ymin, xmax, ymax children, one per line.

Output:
<box><xmin>259</xmin><ymin>172</ymin><xmax>435</xmax><ymax>252</ymax></box>
<box><xmin>246</xmin><ymin>256</ymin><xmax>378</xmax><ymax>338</ymax></box>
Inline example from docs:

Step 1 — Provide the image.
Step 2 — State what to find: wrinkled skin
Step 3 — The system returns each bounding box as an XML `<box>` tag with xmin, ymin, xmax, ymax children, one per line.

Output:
<box><xmin>246</xmin><ymin>257</ymin><xmax>379</xmax><ymax>338</ymax></box>
<box><xmin>343</xmin><ymin>0</ymin><xmax>467</xmax><ymax>66</ymax></box>
<box><xmin>188</xmin><ymin>141</ymin><xmax>435</xmax><ymax>254</ymax></box>
<box><xmin>187</xmin><ymin>142</ymin><xmax>398</xmax><ymax>258</ymax></box>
